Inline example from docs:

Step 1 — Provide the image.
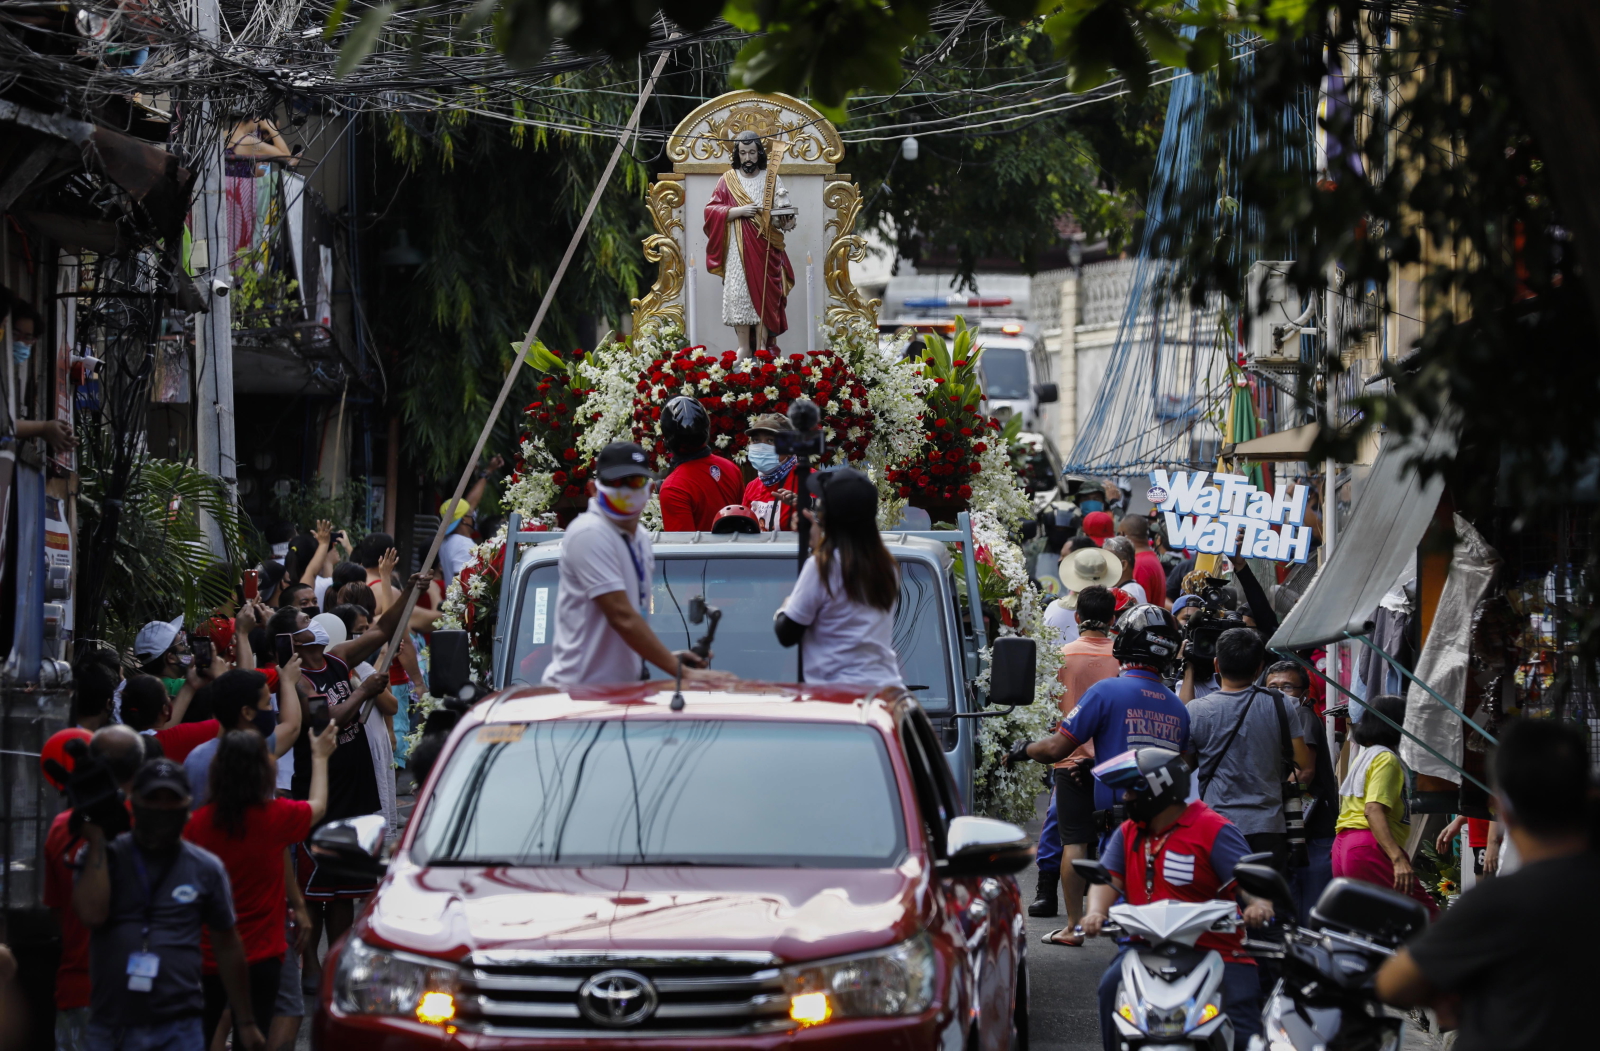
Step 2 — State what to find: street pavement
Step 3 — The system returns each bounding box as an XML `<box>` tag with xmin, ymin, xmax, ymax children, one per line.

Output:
<box><xmin>1020</xmin><ymin>793</ymin><xmax>1114</xmax><ymax>1051</ymax></box>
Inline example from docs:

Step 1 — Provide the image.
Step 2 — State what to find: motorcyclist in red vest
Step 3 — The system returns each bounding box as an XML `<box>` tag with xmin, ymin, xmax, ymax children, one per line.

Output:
<box><xmin>1081</xmin><ymin>747</ymin><xmax>1275</xmax><ymax>1051</ymax></box>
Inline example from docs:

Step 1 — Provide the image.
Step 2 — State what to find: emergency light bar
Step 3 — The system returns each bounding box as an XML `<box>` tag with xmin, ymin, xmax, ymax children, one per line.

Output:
<box><xmin>903</xmin><ymin>295</ymin><xmax>1014</xmax><ymax>309</ymax></box>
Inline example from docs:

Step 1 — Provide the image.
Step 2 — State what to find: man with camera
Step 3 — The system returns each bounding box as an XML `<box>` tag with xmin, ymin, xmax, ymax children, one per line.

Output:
<box><xmin>544</xmin><ymin>441</ymin><xmax>726</xmax><ymax>687</ymax></box>
<box><xmin>44</xmin><ymin>725</ymin><xmax>145</xmax><ymax>1051</ymax></box>
<box><xmin>1184</xmin><ymin>628</ymin><xmax>1315</xmax><ymax>870</ymax></box>
<box><xmin>72</xmin><ymin>758</ymin><xmax>265</xmax><ymax>1051</ymax></box>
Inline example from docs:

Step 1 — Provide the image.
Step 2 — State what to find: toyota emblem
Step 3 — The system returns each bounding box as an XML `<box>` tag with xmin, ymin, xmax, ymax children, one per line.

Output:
<box><xmin>577</xmin><ymin>969</ymin><xmax>658</xmax><ymax>1027</ymax></box>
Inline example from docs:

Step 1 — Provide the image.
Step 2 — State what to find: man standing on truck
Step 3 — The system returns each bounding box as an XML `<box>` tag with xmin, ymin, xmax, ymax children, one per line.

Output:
<box><xmin>658</xmin><ymin>396</ymin><xmax>743</xmax><ymax>531</ymax></box>
<box><xmin>545</xmin><ymin>441</ymin><xmax>725</xmax><ymax>686</ymax></box>
<box><xmin>742</xmin><ymin>413</ymin><xmax>799</xmax><ymax>531</ymax></box>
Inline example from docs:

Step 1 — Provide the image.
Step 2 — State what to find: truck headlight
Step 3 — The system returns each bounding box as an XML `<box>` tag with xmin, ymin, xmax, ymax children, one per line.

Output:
<box><xmin>334</xmin><ymin>937</ymin><xmax>462</xmax><ymax>1025</ymax></box>
<box><xmin>781</xmin><ymin>933</ymin><xmax>937</xmax><ymax>1020</ymax></box>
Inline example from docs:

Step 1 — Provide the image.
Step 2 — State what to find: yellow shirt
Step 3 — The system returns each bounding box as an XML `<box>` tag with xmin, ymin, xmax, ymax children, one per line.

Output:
<box><xmin>1335</xmin><ymin>747</ymin><xmax>1410</xmax><ymax>845</ymax></box>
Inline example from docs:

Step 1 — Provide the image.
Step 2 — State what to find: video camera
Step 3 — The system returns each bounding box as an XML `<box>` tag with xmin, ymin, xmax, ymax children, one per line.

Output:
<box><xmin>773</xmin><ymin>398</ymin><xmax>825</xmax><ymax>458</ymax></box>
<box><xmin>48</xmin><ymin>739</ymin><xmax>131</xmax><ymax>837</ymax></box>
<box><xmin>1182</xmin><ymin>576</ymin><xmax>1245</xmax><ymax>662</ymax></box>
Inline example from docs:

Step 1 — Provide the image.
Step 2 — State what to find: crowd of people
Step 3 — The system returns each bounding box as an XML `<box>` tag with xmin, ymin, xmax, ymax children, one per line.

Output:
<box><xmin>1008</xmin><ymin>495</ymin><xmax>1594</xmax><ymax>1051</ymax></box>
<box><xmin>33</xmin><ymin>519</ymin><xmax>442</xmax><ymax>1051</ymax></box>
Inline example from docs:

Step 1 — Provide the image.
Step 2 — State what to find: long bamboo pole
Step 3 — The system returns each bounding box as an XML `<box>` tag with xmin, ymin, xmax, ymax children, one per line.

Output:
<box><xmin>371</xmin><ymin>45</ymin><xmax>677</xmax><ymax>682</ymax></box>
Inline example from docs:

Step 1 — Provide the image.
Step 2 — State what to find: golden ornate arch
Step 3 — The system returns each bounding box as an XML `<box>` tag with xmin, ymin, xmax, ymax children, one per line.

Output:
<box><xmin>666</xmin><ymin>90</ymin><xmax>845</xmax><ymax>174</ymax></box>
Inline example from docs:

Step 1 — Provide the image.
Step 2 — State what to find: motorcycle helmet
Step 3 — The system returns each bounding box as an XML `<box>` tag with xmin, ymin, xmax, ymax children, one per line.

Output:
<box><xmin>711</xmin><ymin>505</ymin><xmax>761</xmax><ymax>534</ymax></box>
<box><xmin>660</xmin><ymin>396</ymin><xmax>710</xmax><ymax>453</ymax></box>
<box><xmin>1093</xmin><ymin>747</ymin><xmax>1192</xmax><ymax>825</ymax></box>
<box><xmin>1111</xmin><ymin>603</ymin><xmax>1182</xmax><ymax>672</ymax></box>
<box><xmin>40</xmin><ymin>726</ymin><xmax>93</xmax><ymax>792</ymax></box>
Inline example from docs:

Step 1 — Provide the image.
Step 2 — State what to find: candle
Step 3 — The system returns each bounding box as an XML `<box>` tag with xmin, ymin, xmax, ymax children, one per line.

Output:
<box><xmin>806</xmin><ymin>253</ymin><xmax>816</xmax><ymax>351</ymax></box>
<box><xmin>686</xmin><ymin>254</ymin><xmax>698</xmax><ymax>346</ymax></box>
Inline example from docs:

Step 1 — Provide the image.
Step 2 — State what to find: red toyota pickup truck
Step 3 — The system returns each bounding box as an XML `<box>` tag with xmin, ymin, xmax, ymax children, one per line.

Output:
<box><xmin>310</xmin><ymin>681</ymin><xmax>1033</xmax><ymax>1049</ymax></box>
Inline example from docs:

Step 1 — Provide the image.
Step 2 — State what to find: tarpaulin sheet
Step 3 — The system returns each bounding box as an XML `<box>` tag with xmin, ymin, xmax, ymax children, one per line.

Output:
<box><xmin>1268</xmin><ymin>418</ymin><xmax>1457</xmax><ymax>652</ymax></box>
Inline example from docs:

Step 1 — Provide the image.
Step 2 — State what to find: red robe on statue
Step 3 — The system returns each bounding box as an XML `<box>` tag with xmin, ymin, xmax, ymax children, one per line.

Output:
<box><xmin>704</xmin><ymin>171</ymin><xmax>795</xmax><ymax>337</ymax></box>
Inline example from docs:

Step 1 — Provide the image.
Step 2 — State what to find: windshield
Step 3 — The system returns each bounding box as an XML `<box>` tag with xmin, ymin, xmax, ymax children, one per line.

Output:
<box><xmin>509</xmin><ymin>556</ymin><xmax>955</xmax><ymax>711</ymax></box>
<box><xmin>412</xmin><ymin>720</ymin><xmax>906</xmax><ymax>867</ymax></box>
<box><xmin>979</xmin><ymin>347</ymin><xmax>1030</xmax><ymax>399</ymax></box>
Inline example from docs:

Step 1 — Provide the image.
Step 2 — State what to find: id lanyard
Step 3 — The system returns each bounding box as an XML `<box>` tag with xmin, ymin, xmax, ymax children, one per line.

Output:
<box><xmin>127</xmin><ymin>849</ymin><xmax>169</xmax><ymax>991</ymax></box>
<box><xmin>622</xmin><ymin>534</ymin><xmax>649</xmax><ymax>609</ymax></box>
<box><xmin>1140</xmin><ymin>829</ymin><xmax>1176</xmax><ymax>899</ymax></box>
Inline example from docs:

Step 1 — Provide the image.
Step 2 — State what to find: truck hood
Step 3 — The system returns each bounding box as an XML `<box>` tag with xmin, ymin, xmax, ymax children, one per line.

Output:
<box><xmin>360</xmin><ymin>856</ymin><xmax>931</xmax><ymax>965</ymax></box>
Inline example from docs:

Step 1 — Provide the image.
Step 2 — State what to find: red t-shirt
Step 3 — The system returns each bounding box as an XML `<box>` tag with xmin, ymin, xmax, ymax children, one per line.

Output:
<box><xmin>1467</xmin><ymin>816</ymin><xmax>1491</xmax><ymax>849</ymax></box>
<box><xmin>1132</xmin><ymin>548</ymin><xmax>1168</xmax><ymax>609</ymax></box>
<box><xmin>185</xmin><ymin>797</ymin><xmax>313</xmax><ymax>967</ymax></box>
<box><xmin>743</xmin><ymin>470</ymin><xmax>796</xmax><ymax>531</ymax></box>
<box><xmin>43</xmin><ymin>810</ymin><xmax>90</xmax><ymax>1008</ymax></box>
<box><xmin>659</xmin><ymin>453</ymin><xmax>744</xmax><ymax>531</ymax></box>
<box><xmin>154</xmin><ymin>719</ymin><xmax>220</xmax><ymax>763</ymax></box>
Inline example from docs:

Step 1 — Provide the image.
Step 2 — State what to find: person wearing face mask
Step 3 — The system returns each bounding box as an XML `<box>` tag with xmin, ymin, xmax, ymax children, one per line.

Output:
<box><xmin>181</xmin><ymin>667</ymin><xmax>304</xmax><ymax>809</ymax></box>
<box><xmin>73</xmin><ymin>758</ymin><xmax>266</xmax><ymax>1051</ymax></box>
<box><xmin>184</xmin><ymin>725</ymin><xmax>336</xmax><ymax>1051</ymax></box>
<box><xmin>741</xmin><ymin>413</ymin><xmax>799</xmax><ymax>531</ymax></box>
<box><xmin>544</xmin><ymin>441</ymin><xmax>726</xmax><ymax>687</ymax></box>
<box><xmin>119</xmin><ymin>675</ymin><xmax>223</xmax><ymax>764</ymax></box>
<box><xmin>657</xmin><ymin>396</ymin><xmax>743</xmax><ymax>531</ymax></box>
<box><xmin>1079</xmin><ymin>748</ymin><xmax>1274</xmax><ymax>1051</ymax></box>
<box><xmin>263</xmin><ymin>577</ymin><xmax>419</xmax><ymax>983</ymax></box>
<box><xmin>1265</xmin><ymin>660</ymin><xmax>1337</xmax><ymax>919</ymax></box>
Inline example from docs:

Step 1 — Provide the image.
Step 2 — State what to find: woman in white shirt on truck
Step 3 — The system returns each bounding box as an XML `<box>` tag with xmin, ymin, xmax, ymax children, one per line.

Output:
<box><xmin>774</xmin><ymin>467</ymin><xmax>904</xmax><ymax>688</ymax></box>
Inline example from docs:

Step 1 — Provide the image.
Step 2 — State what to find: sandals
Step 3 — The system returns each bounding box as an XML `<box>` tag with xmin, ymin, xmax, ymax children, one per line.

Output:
<box><xmin>1041</xmin><ymin>928</ymin><xmax>1086</xmax><ymax>947</ymax></box>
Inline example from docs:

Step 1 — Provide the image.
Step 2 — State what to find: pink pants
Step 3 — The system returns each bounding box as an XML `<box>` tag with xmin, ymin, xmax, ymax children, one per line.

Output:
<box><xmin>1331</xmin><ymin>828</ymin><xmax>1439</xmax><ymax>917</ymax></box>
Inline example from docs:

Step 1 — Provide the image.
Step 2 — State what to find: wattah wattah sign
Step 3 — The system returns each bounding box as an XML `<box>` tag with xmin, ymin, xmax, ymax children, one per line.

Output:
<box><xmin>1148</xmin><ymin>470</ymin><xmax>1315</xmax><ymax>564</ymax></box>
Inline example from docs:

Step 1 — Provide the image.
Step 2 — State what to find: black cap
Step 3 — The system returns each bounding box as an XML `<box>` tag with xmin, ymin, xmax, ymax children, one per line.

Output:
<box><xmin>806</xmin><ymin>466</ymin><xmax>877</xmax><ymax>526</ymax></box>
<box><xmin>131</xmin><ymin>757</ymin><xmax>191</xmax><ymax>802</ymax></box>
<box><xmin>596</xmin><ymin>441</ymin><xmax>657</xmax><ymax>483</ymax></box>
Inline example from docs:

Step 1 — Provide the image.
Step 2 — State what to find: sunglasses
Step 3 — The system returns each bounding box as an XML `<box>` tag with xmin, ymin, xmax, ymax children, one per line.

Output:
<box><xmin>608</xmin><ymin>475</ymin><xmax>652</xmax><ymax>490</ymax></box>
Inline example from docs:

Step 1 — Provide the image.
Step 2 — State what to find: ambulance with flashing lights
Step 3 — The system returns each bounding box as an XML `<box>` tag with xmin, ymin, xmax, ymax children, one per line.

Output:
<box><xmin>878</xmin><ymin>274</ymin><xmax>1058</xmax><ymax>432</ymax></box>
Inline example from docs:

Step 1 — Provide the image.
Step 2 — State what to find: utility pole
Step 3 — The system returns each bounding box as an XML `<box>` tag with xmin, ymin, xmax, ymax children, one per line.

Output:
<box><xmin>192</xmin><ymin>0</ymin><xmax>235</xmax><ymax>552</ymax></box>
<box><xmin>1323</xmin><ymin>261</ymin><xmax>1342</xmax><ymax>722</ymax></box>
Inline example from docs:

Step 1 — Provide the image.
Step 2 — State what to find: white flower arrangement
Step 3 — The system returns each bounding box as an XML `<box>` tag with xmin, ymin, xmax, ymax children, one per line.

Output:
<box><xmin>963</xmin><ymin>510</ymin><xmax>1070</xmax><ymax>824</ymax></box>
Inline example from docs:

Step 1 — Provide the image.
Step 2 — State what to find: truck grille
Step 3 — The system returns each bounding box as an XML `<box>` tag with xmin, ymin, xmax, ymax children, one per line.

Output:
<box><xmin>457</xmin><ymin>950</ymin><xmax>795</xmax><ymax>1038</ymax></box>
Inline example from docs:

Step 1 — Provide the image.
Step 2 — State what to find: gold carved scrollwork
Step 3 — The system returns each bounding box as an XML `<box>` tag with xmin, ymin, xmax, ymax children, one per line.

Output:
<box><xmin>630</xmin><ymin>180</ymin><xmax>686</xmax><ymax>335</ymax></box>
<box><xmin>667</xmin><ymin>90</ymin><xmax>844</xmax><ymax>173</ymax></box>
<box><xmin>822</xmin><ymin>180</ymin><xmax>881</xmax><ymax>339</ymax></box>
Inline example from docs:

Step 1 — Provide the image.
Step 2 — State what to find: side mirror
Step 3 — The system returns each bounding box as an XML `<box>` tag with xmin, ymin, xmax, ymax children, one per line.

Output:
<box><xmin>941</xmin><ymin>816</ymin><xmax>1034</xmax><ymax>878</ymax></box>
<box><xmin>1238</xmin><ymin>851</ymin><xmax>1276</xmax><ymax>867</ymax></box>
<box><xmin>1071</xmin><ymin>857</ymin><xmax>1111</xmax><ymax>886</ymax></box>
<box><xmin>309</xmin><ymin>814</ymin><xmax>389</xmax><ymax>882</ymax></box>
<box><xmin>1233</xmin><ymin>862</ymin><xmax>1296</xmax><ymax>924</ymax></box>
<box><xmin>429</xmin><ymin>629</ymin><xmax>471</xmax><ymax>699</ymax></box>
<box><xmin>1034</xmin><ymin>382</ymin><xmax>1059</xmax><ymax>404</ymax></box>
<box><xmin>987</xmin><ymin>637</ymin><xmax>1037</xmax><ymax>706</ymax></box>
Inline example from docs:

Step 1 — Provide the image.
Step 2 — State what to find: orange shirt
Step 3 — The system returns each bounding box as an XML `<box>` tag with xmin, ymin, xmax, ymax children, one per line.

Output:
<box><xmin>1055</xmin><ymin>635</ymin><xmax>1120</xmax><ymax>767</ymax></box>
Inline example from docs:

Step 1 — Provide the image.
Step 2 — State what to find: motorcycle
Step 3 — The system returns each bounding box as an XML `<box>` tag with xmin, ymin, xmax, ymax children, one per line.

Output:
<box><xmin>1073</xmin><ymin>859</ymin><xmax>1240</xmax><ymax>1050</ymax></box>
<box><xmin>1230</xmin><ymin>863</ymin><xmax>1430</xmax><ymax>1051</ymax></box>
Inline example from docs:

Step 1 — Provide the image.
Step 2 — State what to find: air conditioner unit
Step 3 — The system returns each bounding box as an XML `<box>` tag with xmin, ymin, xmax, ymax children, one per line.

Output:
<box><xmin>1246</xmin><ymin>261</ymin><xmax>1312</xmax><ymax>364</ymax></box>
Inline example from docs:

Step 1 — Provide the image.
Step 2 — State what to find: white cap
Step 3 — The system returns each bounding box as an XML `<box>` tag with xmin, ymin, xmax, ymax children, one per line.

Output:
<box><xmin>133</xmin><ymin>616</ymin><xmax>185</xmax><ymax>661</ymax></box>
<box><xmin>311</xmin><ymin>612</ymin><xmax>348</xmax><ymax>647</ymax></box>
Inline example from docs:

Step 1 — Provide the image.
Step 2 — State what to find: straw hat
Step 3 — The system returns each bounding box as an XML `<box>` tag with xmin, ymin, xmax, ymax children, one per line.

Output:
<box><xmin>1059</xmin><ymin>546</ymin><xmax>1123</xmax><ymax>593</ymax></box>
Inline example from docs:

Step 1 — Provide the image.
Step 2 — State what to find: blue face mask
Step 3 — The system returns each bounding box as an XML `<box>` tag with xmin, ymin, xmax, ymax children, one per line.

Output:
<box><xmin>748</xmin><ymin>443</ymin><xmax>780</xmax><ymax>475</ymax></box>
<box><xmin>12</xmin><ymin>340</ymin><xmax>32</xmax><ymax>366</ymax></box>
<box><xmin>1079</xmin><ymin>499</ymin><xmax>1104</xmax><ymax>514</ymax></box>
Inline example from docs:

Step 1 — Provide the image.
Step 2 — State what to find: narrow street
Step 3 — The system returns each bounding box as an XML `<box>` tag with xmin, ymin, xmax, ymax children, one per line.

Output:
<box><xmin>1020</xmin><ymin>798</ymin><xmax>1116</xmax><ymax>1051</ymax></box>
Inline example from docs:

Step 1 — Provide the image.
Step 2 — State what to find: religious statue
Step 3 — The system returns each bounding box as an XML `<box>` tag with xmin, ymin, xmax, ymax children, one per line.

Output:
<box><xmin>703</xmin><ymin>130</ymin><xmax>797</xmax><ymax>354</ymax></box>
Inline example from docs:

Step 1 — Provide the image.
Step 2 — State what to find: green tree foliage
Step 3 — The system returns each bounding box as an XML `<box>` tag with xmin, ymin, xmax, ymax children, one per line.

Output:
<box><xmin>76</xmin><ymin>436</ymin><xmax>259</xmax><ymax>654</ymax></box>
<box><xmin>848</xmin><ymin>24</ymin><xmax>1166</xmax><ymax>277</ymax></box>
<box><xmin>329</xmin><ymin>1</ymin><xmax>1272</xmax><ymax>111</ymax></box>
<box><xmin>369</xmin><ymin>64</ymin><xmax>710</xmax><ymax>483</ymax></box>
